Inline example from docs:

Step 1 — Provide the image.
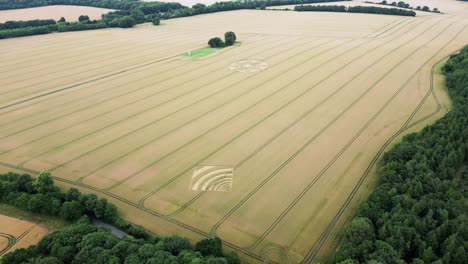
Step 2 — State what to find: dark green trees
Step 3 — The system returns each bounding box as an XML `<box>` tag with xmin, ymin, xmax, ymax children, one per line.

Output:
<box><xmin>208</xmin><ymin>31</ymin><xmax>237</xmax><ymax>48</ymax></box>
<box><xmin>195</xmin><ymin>237</ymin><xmax>223</xmax><ymax>257</ymax></box>
<box><xmin>152</xmin><ymin>17</ymin><xmax>160</xmax><ymax>25</ymax></box>
<box><xmin>58</xmin><ymin>17</ymin><xmax>66</xmax><ymax>23</ymax></box>
<box><xmin>78</xmin><ymin>15</ymin><xmax>90</xmax><ymax>22</ymax></box>
<box><xmin>335</xmin><ymin>46</ymin><xmax>468</xmax><ymax>264</ymax></box>
<box><xmin>208</xmin><ymin>37</ymin><xmax>225</xmax><ymax>48</ymax></box>
<box><xmin>118</xmin><ymin>16</ymin><xmax>136</xmax><ymax>28</ymax></box>
<box><xmin>224</xmin><ymin>31</ymin><xmax>237</xmax><ymax>46</ymax></box>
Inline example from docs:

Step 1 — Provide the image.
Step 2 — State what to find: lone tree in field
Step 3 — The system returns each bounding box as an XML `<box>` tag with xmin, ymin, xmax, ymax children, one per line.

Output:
<box><xmin>224</xmin><ymin>31</ymin><xmax>237</xmax><ymax>46</ymax></box>
<box><xmin>78</xmin><ymin>15</ymin><xmax>90</xmax><ymax>22</ymax></box>
<box><xmin>208</xmin><ymin>37</ymin><xmax>225</xmax><ymax>48</ymax></box>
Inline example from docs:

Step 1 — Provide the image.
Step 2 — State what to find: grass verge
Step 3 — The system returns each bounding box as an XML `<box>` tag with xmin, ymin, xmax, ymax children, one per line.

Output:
<box><xmin>182</xmin><ymin>47</ymin><xmax>222</xmax><ymax>59</ymax></box>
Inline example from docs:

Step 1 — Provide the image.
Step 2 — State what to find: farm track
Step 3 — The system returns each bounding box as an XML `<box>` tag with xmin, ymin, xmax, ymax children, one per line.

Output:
<box><xmin>301</xmin><ymin>38</ymin><xmax>467</xmax><ymax>264</ymax></box>
<box><xmin>0</xmin><ymin>29</ymin><xmax>209</xmax><ymax>75</ymax></box>
<box><xmin>9</xmin><ymin>36</ymin><xmax>325</xmax><ymax>167</ymax></box>
<box><xmin>158</xmin><ymin>15</ymin><xmax>437</xmax><ymax>217</ymax></box>
<box><xmin>0</xmin><ymin>34</ymin><xmax>269</xmax><ymax>122</ymax></box>
<box><xmin>40</xmin><ymin>36</ymin><xmax>346</xmax><ymax>175</ymax></box>
<box><xmin>0</xmin><ymin>33</ymin><xmax>260</xmax><ymax>111</ymax></box>
<box><xmin>0</xmin><ymin>232</ymin><xmax>15</xmax><ymax>256</ymax></box>
<box><xmin>0</xmin><ymin>5</ymin><xmax>467</xmax><ymax>263</ymax></box>
<box><xmin>77</xmin><ymin>38</ymin><xmax>358</xmax><ymax>189</ymax></box>
<box><xmin>0</xmin><ymin>30</ymin><xmax>214</xmax><ymax>92</ymax></box>
<box><xmin>0</xmin><ymin>226</ymin><xmax>35</xmax><ymax>256</ymax></box>
<box><xmin>0</xmin><ymin>34</ymin><xmax>273</xmax><ymax>137</ymax></box>
<box><xmin>209</xmin><ymin>16</ymin><xmax>461</xmax><ymax>248</ymax></box>
<box><xmin>0</xmin><ymin>33</ymin><xmax>264</xmax><ymax>106</ymax></box>
<box><xmin>0</xmin><ymin>161</ymin><xmax>270</xmax><ymax>263</ymax></box>
<box><xmin>76</xmin><ymin>17</ymin><xmax>429</xmax><ymax>193</ymax></box>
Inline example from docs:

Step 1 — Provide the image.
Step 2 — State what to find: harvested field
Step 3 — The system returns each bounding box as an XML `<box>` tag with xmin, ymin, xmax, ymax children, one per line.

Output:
<box><xmin>0</xmin><ymin>0</ymin><xmax>467</xmax><ymax>263</ymax></box>
<box><xmin>0</xmin><ymin>5</ymin><xmax>114</xmax><ymax>23</ymax></box>
<box><xmin>0</xmin><ymin>215</ymin><xmax>47</xmax><ymax>256</ymax></box>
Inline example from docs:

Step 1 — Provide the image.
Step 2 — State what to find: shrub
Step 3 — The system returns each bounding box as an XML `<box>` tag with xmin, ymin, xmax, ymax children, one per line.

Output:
<box><xmin>224</xmin><ymin>31</ymin><xmax>236</xmax><ymax>46</ymax></box>
<box><xmin>208</xmin><ymin>37</ymin><xmax>225</xmax><ymax>48</ymax></box>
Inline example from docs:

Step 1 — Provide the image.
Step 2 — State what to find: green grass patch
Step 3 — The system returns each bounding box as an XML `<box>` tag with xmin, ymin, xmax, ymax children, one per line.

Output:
<box><xmin>0</xmin><ymin>203</ymin><xmax>69</xmax><ymax>231</ymax></box>
<box><xmin>182</xmin><ymin>47</ymin><xmax>222</xmax><ymax>59</ymax></box>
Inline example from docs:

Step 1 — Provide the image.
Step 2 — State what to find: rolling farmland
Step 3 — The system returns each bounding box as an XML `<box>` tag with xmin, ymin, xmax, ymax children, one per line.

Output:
<box><xmin>0</xmin><ymin>5</ymin><xmax>115</xmax><ymax>23</ymax></box>
<box><xmin>0</xmin><ymin>215</ymin><xmax>47</xmax><ymax>257</ymax></box>
<box><xmin>0</xmin><ymin>1</ymin><xmax>467</xmax><ymax>263</ymax></box>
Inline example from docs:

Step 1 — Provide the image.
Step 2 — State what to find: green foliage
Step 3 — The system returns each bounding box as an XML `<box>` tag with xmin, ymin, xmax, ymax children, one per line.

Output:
<box><xmin>117</xmin><ymin>16</ymin><xmax>136</xmax><ymax>28</ymax></box>
<box><xmin>195</xmin><ymin>237</ymin><xmax>223</xmax><ymax>257</ymax></box>
<box><xmin>377</xmin><ymin>1</ymin><xmax>440</xmax><ymax>13</ymax></box>
<box><xmin>58</xmin><ymin>17</ymin><xmax>66</xmax><ymax>22</ymax></box>
<box><xmin>208</xmin><ymin>37</ymin><xmax>225</xmax><ymax>48</ymax></box>
<box><xmin>224</xmin><ymin>31</ymin><xmax>236</xmax><ymax>46</ymax></box>
<box><xmin>295</xmin><ymin>4</ymin><xmax>416</xmax><ymax>16</ymax></box>
<box><xmin>78</xmin><ymin>15</ymin><xmax>90</xmax><ymax>22</ymax></box>
<box><xmin>162</xmin><ymin>236</ymin><xmax>192</xmax><ymax>255</ymax></box>
<box><xmin>2</xmin><ymin>221</ymin><xmax>234</xmax><ymax>263</ymax></box>
<box><xmin>162</xmin><ymin>0</ymin><xmax>350</xmax><ymax>19</ymax></box>
<box><xmin>152</xmin><ymin>17</ymin><xmax>160</xmax><ymax>26</ymax></box>
<box><xmin>0</xmin><ymin>19</ymin><xmax>56</xmax><ymax>30</ymax></box>
<box><xmin>335</xmin><ymin>46</ymin><xmax>468</xmax><ymax>263</ymax></box>
<box><xmin>0</xmin><ymin>172</ymin><xmax>118</xmax><ymax>222</ymax></box>
<box><xmin>0</xmin><ymin>172</ymin><xmax>240</xmax><ymax>263</ymax></box>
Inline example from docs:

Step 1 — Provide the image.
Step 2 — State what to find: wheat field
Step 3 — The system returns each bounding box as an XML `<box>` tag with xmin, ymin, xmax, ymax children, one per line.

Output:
<box><xmin>0</xmin><ymin>0</ymin><xmax>467</xmax><ymax>262</ymax></box>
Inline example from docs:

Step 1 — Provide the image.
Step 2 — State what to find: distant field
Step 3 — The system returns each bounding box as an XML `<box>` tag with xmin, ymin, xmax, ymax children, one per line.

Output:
<box><xmin>0</xmin><ymin>5</ymin><xmax>115</xmax><ymax>22</ymax></box>
<box><xmin>0</xmin><ymin>215</ymin><xmax>47</xmax><ymax>256</ymax></box>
<box><xmin>0</xmin><ymin>1</ymin><xmax>467</xmax><ymax>263</ymax></box>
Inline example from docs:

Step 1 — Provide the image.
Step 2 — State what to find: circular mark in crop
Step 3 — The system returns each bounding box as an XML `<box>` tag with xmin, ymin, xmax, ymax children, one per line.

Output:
<box><xmin>191</xmin><ymin>165</ymin><xmax>234</xmax><ymax>192</ymax></box>
<box><xmin>228</xmin><ymin>60</ymin><xmax>269</xmax><ymax>73</ymax></box>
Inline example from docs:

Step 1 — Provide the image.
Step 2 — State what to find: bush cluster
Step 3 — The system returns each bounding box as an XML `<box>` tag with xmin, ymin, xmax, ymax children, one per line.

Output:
<box><xmin>208</xmin><ymin>31</ymin><xmax>237</xmax><ymax>48</ymax></box>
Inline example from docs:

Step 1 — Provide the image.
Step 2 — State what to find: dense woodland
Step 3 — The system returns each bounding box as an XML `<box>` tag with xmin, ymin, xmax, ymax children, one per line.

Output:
<box><xmin>335</xmin><ymin>46</ymin><xmax>468</xmax><ymax>263</ymax></box>
<box><xmin>294</xmin><ymin>4</ymin><xmax>416</xmax><ymax>16</ymax></box>
<box><xmin>0</xmin><ymin>172</ymin><xmax>241</xmax><ymax>264</ymax></box>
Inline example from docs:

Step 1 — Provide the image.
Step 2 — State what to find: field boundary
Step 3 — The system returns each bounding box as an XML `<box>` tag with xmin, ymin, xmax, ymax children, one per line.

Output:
<box><xmin>301</xmin><ymin>27</ymin><xmax>467</xmax><ymax>264</ymax></box>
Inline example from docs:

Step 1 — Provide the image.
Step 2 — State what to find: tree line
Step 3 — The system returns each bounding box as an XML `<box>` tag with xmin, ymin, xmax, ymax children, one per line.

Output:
<box><xmin>294</xmin><ymin>4</ymin><xmax>416</xmax><ymax>16</ymax></box>
<box><xmin>0</xmin><ymin>171</ymin><xmax>241</xmax><ymax>264</ymax></box>
<box><xmin>161</xmin><ymin>0</ymin><xmax>350</xmax><ymax>19</ymax></box>
<box><xmin>0</xmin><ymin>0</ymin><xmax>354</xmax><ymax>39</ymax></box>
<box><xmin>334</xmin><ymin>46</ymin><xmax>468</xmax><ymax>263</ymax></box>
<box><xmin>371</xmin><ymin>1</ymin><xmax>441</xmax><ymax>13</ymax></box>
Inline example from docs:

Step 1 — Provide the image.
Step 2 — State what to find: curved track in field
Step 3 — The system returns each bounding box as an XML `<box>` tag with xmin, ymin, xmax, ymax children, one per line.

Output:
<box><xmin>0</xmin><ymin>9</ymin><xmax>466</xmax><ymax>264</ymax></box>
<box><xmin>0</xmin><ymin>226</ymin><xmax>34</xmax><ymax>256</ymax></box>
<box><xmin>301</xmin><ymin>38</ymin><xmax>466</xmax><ymax>264</ymax></box>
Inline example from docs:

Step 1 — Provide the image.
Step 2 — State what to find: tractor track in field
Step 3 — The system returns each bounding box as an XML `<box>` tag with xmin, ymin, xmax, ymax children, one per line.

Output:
<box><xmin>0</xmin><ymin>34</ymin><xmax>267</xmax><ymax>125</ymax></box>
<box><xmin>0</xmin><ymin>233</ymin><xmax>15</xmax><ymax>256</ymax></box>
<box><xmin>0</xmin><ymin>31</ymin><xmax>214</xmax><ymax>99</ymax></box>
<box><xmin>0</xmin><ymin>225</ymin><xmax>35</xmax><ymax>256</ymax></box>
<box><xmin>95</xmin><ymin>16</ymin><xmax>425</xmax><ymax>197</ymax></box>
<box><xmin>208</xmin><ymin>16</ymin><xmax>460</xmax><ymax>250</ymax></box>
<box><xmin>0</xmin><ymin>12</ymin><xmax>465</xmax><ymax>264</ymax></box>
<box><xmin>12</xmin><ymin>36</ymin><xmax>329</xmax><ymax>171</ymax></box>
<box><xmin>1</xmin><ymin>29</ymin><xmax>206</xmax><ymax>78</ymax></box>
<box><xmin>0</xmin><ymin>34</ymin><xmax>283</xmax><ymax>151</ymax></box>
<box><xmin>163</xmin><ymin>15</ymin><xmax>436</xmax><ymax>218</ymax></box>
<box><xmin>301</xmin><ymin>25</ymin><xmax>468</xmax><ymax>264</ymax></box>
